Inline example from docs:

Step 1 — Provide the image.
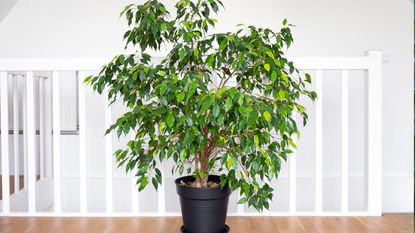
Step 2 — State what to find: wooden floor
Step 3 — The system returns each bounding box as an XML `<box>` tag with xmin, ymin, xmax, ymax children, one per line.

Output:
<box><xmin>0</xmin><ymin>214</ymin><xmax>412</xmax><ymax>233</ymax></box>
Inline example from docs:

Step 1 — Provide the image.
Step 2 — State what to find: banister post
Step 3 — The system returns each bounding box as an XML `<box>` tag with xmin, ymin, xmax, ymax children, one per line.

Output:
<box><xmin>365</xmin><ymin>50</ymin><xmax>383</xmax><ymax>216</ymax></box>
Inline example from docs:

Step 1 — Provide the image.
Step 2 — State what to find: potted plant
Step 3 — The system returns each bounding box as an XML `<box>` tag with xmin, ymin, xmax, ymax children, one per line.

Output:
<box><xmin>85</xmin><ymin>0</ymin><xmax>316</xmax><ymax>232</ymax></box>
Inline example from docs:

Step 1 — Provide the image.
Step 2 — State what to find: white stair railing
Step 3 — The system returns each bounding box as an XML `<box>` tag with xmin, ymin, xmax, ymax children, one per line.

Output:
<box><xmin>0</xmin><ymin>51</ymin><xmax>382</xmax><ymax>216</ymax></box>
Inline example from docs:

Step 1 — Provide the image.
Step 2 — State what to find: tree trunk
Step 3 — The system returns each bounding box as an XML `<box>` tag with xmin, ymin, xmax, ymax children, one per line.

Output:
<box><xmin>195</xmin><ymin>126</ymin><xmax>210</xmax><ymax>188</ymax></box>
<box><xmin>195</xmin><ymin>174</ymin><xmax>208</xmax><ymax>188</ymax></box>
<box><xmin>195</xmin><ymin>156</ymin><xmax>209</xmax><ymax>188</ymax></box>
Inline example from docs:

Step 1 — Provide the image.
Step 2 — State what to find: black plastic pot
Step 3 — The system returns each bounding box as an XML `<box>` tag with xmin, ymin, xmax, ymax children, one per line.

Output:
<box><xmin>175</xmin><ymin>175</ymin><xmax>232</xmax><ymax>233</ymax></box>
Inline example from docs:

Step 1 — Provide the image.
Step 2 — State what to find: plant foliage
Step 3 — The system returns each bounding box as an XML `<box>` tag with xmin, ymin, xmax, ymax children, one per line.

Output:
<box><xmin>85</xmin><ymin>0</ymin><xmax>316</xmax><ymax>211</ymax></box>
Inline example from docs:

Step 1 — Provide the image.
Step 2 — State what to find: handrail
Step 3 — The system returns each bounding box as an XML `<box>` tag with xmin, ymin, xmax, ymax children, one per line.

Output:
<box><xmin>0</xmin><ymin>55</ymin><xmax>374</xmax><ymax>71</ymax></box>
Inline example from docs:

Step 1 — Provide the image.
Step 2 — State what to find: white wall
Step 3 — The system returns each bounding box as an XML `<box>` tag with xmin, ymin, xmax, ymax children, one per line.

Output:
<box><xmin>0</xmin><ymin>0</ymin><xmax>17</xmax><ymax>23</ymax></box>
<box><xmin>0</xmin><ymin>0</ymin><xmax>412</xmax><ymax>212</ymax></box>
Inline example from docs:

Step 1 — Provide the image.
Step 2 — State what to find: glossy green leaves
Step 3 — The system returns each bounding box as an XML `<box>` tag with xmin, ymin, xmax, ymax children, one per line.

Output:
<box><xmin>85</xmin><ymin>0</ymin><xmax>316</xmax><ymax>213</ymax></box>
<box><xmin>263</xmin><ymin>111</ymin><xmax>271</xmax><ymax>122</ymax></box>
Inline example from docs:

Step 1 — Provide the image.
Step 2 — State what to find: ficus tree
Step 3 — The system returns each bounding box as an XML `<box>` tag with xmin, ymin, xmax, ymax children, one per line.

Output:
<box><xmin>85</xmin><ymin>0</ymin><xmax>316</xmax><ymax>211</ymax></box>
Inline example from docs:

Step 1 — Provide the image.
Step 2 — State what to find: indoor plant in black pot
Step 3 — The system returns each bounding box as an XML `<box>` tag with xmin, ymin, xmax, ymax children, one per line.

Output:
<box><xmin>85</xmin><ymin>0</ymin><xmax>316</xmax><ymax>232</ymax></box>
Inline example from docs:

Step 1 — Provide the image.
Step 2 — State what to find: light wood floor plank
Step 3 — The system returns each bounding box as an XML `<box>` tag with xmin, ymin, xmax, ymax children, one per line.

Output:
<box><xmin>0</xmin><ymin>214</ymin><xmax>412</xmax><ymax>233</ymax></box>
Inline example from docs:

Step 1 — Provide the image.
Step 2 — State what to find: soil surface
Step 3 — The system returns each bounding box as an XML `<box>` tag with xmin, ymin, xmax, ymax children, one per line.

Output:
<box><xmin>179</xmin><ymin>180</ymin><xmax>220</xmax><ymax>188</ymax></box>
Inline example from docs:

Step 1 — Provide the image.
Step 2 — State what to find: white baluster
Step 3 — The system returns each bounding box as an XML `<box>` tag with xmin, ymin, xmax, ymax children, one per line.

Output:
<box><xmin>104</xmin><ymin>90</ymin><xmax>113</xmax><ymax>213</ymax></box>
<box><xmin>39</xmin><ymin>77</ymin><xmax>45</xmax><ymax>179</ymax></box>
<box><xmin>315</xmin><ymin>70</ymin><xmax>323</xmax><ymax>213</ymax></box>
<box><xmin>12</xmin><ymin>75</ymin><xmax>20</xmax><ymax>194</ymax></box>
<box><xmin>366</xmin><ymin>51</ymin><xmax>382</xmax><ymax>216</ymax></box>
<box><xmin>78</xmin><ymin>71</ymin><xmax>87</xmax><ymax>213</ymax></box>
<box><xmin>1</xmin><ymin>72</ymin><xmax>10</xmax><ymax>213</ymax></box>
<box><xmin>131</xmin><ymin>132</ymin><xmax>139</xmax><ymax>214</ymax></box>
<box><xmin>22</xmin><ymin>76</ymin><xmax>28</xmax><ymax>190</ymax></box>
<box><xmin>289</xmin><ymin>112</ymin><xmax>297</xmax><ymax>213</ymax></box>
<box><xmin>44</xmin><ymin>76</ymin><xmax>53</xmax><ymax>178</ymax></box>
<box><xmin>341</xmin><ymin>70</ymin><xmax>349</xmax><ymax>213</ymax></box>
<box><xmin>158</xmin><ymin>163</ymin><xmax>166</xmax><ymax>214</ymax></box>
<box><xmin>52</xmin><ymin>71</ymin><xmax>62</xmax><ymax>213</ymax></box>
<box><xmin>26</xmin><ymin>71</ymin><xmax>36</xmax><ymax>213</ymax></box>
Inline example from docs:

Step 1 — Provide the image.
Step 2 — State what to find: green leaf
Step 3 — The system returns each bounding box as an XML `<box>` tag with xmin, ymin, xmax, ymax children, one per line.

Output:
<box><xmin>166</xmin><ymin>113</ymin><xmax>175</xmax><ymax>128</ymax></box>
<box><xmin>160</xmin><ymin>82</ymin><xmax>168</xmax><ymax>95</ymax></box>
<box><xmin>219</xmin><ymin>39</ymin><xmax>227</xmax><ymax>51</ymax></box>
<box><xmin>218</xmin><ymin>136</ymin><xmax>225</xmax><ymax>147</ymax></box>
<box><xmin>265</xmin><ymin>51</ymin><xmax>275</xmax><ymax>59</ymax></box>
<box><xmin>305</xmin><ymin>73</ymin><xmax>312</xmax><ymax>83</ymax></box>
<box><xmin>289</xmin><ymin>138</ymin><xmax>297</xmax><ymax>149</ymax></box>
<box><xmin>263</xmin><ymin>111</ymin><xmax>271</xmax><ymax>122</ymax></box>
<box><xmin>254</xmin><ymin>135</ymin><xmax>259</xmax><ymax>145</ymax></box>
<box><xmin>179</xmin><ymin>48</ymin><xmax>187</xmax><ymax>59</ymax></box>
<box><xmin>229</xmin><ymin>87</ymin><xmax>236</xmax><ymax>99</ymax></box>
<box><xmin>217</xmin><ymin>112</ymin><xmax>225</xmax><ymax>125</ymax></box>
<box><xmin>264</xmin><ymin>63</ymin><xmax>271</xmax><ymax>72</ymax></box>
<box><xmin>297</xmin><ymin>104</ymin><xmax>305</xmax><ymax>113</ymax></box>
<box><xmin>220</xmin><ymin>154</ymin><xmax>228</xmax><ymax>166</ymax></box>
<box><xmin>157</xmin><ymin>70</ymin><xmax>166</xmax><ymax>77</ymax></box>
<box><xmin>180</xmin><ymin>149</ymin><xmax>187</xmax><ymax>162</ymax></box>
<box><xmin>278</xmin><ymin>90</ymin><xmax>285</xmax><ymax>99</ymax></box>
<box><xmin>237</xmin><ymin>94</ymin><xmax>244</xmax><ymax>105</ymax></box>
<box><xmin>155</xmin><ymin>168</ymin><xmax>162</xmax><ymax>180</ymax></box>
<box><xmin>216</xmin><ymin>87</ymin><xmax>226</xmax><ymax>98</ymax></box>
<box><xmin>248</xmin><ymin>110</ymin><xmax>259</xmax><ymax>126</ymax></box>
<box><xmin>160</xmin><ymin>23</ymin><xmax>167</xmax><ymax>31</ymax></box>
<box><xmin>226</xmin><ymin>156</ymin><xmax>233</xmax><ymax>170</ymax></box>
<box><xmin>138</xmin><ymin>177</ymin><xmax>148</xmax><ymax>191</ymax></box>
<box><xmin>281</xmin><ymin>73</ymin><xmax>288</xmax><ymax>82</ymax></box>
<box><xmin>152</xmin><ymin>177</ymin><xmax>159</xmax><ymax>190</ymax></box>
<box><xmin>270</xmin><ymin>71</ymin><xmax>277</xmax><ymax>82</ymax></box>
<box><xmin>213</xmin><ymin>104</ymin><xmax>220</xmax><ymax>118</ymax></box>
<box><xmin>199</xmin><ymin>170</ymin><xmax>206</xmax><ymax>179</ymax></box>
<box><xmin>176</xmin><ymin>92</ymin><xmax>185</xmax><ymax>102</ymax></box>
<box><xmin>193</xmin><ymin>49</ymin><xmax>199</xmax><ymax>57</ymax></box>
<box><xmin>159</xmin><ymin>122</ymin><xmax>166</xmax><ymax>133</ymax></box>
<box><xmin>237</xmin><ymin>197</ymin><xmax>247</xmax><ymax>204</ymax></box>
<box><xmin>224</xmin><ymin>98</ymin><xmax>232</xmax><ymax>112</ymax></box>
<box><xmin>199</xmin><ymin>96</ymin><xmax>213</xmax><ymax>115</ymax></box>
